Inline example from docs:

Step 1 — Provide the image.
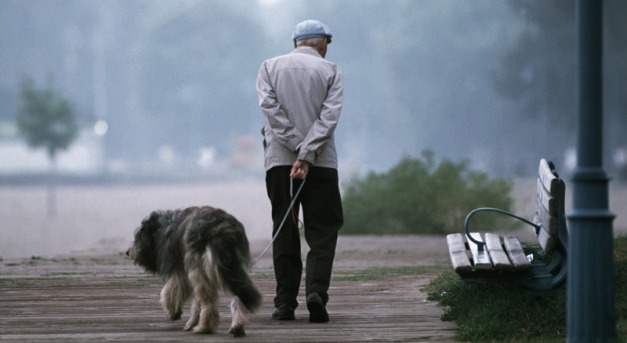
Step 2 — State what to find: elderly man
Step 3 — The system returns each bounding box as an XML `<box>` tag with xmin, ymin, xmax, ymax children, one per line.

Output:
<box><xmin>256</xmin><ymin>19</ymin><xmax>344</xmax><ymax>323</ymax></box>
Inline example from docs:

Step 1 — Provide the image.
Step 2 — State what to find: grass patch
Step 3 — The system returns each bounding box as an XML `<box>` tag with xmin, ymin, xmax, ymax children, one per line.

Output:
<box><xmin>251</xmin><ymin>271</ymin><xmax>275</xmax><ymax>280</ymax></box>
<box><xmin>426</xmin><ymin>236</ymin><xmax>627</xmax><ymax>342</ymax></box>
<box><xmin>426</xmin><ymin>271</ymin><xmax>565</xmax><ymax>342</ymax></box>
<box><xmin>105</xmin><ymin>276</ymin><xmax>162</xmax><ymax>287</ymax></box>
<box><xmin>333</xmin><ymin>265</ymin><xmax>438</xmax><ymax>282</ymax></box>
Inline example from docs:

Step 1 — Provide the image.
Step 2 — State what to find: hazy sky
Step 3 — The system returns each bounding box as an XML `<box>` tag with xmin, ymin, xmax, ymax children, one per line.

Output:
<box><xmin>1</xmin><ymin>0</ymin><xmax>623</xmax><ymax>179</ymax></box>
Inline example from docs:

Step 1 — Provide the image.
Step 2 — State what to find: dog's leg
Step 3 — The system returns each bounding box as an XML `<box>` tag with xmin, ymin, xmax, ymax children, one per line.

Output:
<box><xmin>188</xmin><ymin>251</ymin><xmax>220</xmax><ymax>334</ymax></box>
<box><xmin>160</xmin><ymin>278</ymin><xmax>181</xmax><ymax>320</ymax></box>
<box><xmin>193</xmin><ymin>293</ymin><xmax>219</xmax><ymax>334</ymax></box>
<box><xmin>160</xmin><ymin>273</ymin><xmax>189</xmax><ymax>321</ymax></box>
<box><xmin>227</xmin><ymin>297</ymin><xmax>248</xmax><ymax>337</ymax></box>
<box><xmin>184</xmin><ymin>299</ymin><xmax>200</xmax><ymax>331</ymax></box>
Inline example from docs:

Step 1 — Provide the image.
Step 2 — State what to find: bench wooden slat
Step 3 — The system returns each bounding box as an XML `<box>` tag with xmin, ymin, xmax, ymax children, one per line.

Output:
<box><xmin>538</xmin><ymin>159</ymin><xmax>558</xmax><ymax>194</ymax></box>
<box><xmin>537</xmin><ymin>225</ymin><xmax>556</xmax><ymax>253</ymax></box>
<box><xmin>468</xmin><ymin>232</ymin><xmax>492</xmax><ymax>270</ymax></box>
<box><xmin>484</xmin><ymin>233</ymin><xmax>513</xmax><ymax>270</ymax></box>
<box><xmin>535</xmin><ymin>174</ymin><xmax>558</xmax><ymax>254</ymax></box>
<box><xmin>535</xmin><ymin>200</ymin><xmax>557</xmax><ymax>235</ymax></box>
<box><xmin>446</xmin><ymin>233</ymin><xmax>473</xmax><ymax>273</ymax></box>
<box><xmin>537</xmin><ymin>178</ymin><xmax>556</xmax><ymax>215</ymax></box>
<box><xmin>502</xmin><ymin>235</ymin><xmax>532</xmax><ymax>270</ymax></box>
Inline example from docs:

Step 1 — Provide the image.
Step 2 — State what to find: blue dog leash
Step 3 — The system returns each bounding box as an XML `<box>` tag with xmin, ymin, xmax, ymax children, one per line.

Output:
<box><xmin>252</xmin><ymin>177</ymin><xmax>305</xmax><ymax>267</ymax></box>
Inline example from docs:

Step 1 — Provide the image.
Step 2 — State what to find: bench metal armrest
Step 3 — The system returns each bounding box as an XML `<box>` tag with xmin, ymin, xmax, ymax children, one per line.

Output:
<box><xmin>464</xmin><ymin>207</ymin><xmax>541</xmax><ymax>251</ymax></box>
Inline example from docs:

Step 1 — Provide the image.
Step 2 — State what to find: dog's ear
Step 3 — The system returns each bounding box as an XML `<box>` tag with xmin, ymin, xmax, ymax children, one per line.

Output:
<box><xmin>141</xmin><ymin>210</ymin><xmax>162</xmax><ymax>228</ymax></box>
<box><xmin>149</xmin><ymin>210</ymin><xmax>162</xmax><ymax>223</ymax></box>
<box><xmin>136</xmin><ymin>211</ymin><xmax>163</xmax><ymax>241</ymax></box>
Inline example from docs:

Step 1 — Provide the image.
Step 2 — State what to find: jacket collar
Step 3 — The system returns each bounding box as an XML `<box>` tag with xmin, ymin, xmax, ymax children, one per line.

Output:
<box><xmin>291</xmin><ymin>46</ymin><xmax>321</xmax><ymax>58</ymax></box>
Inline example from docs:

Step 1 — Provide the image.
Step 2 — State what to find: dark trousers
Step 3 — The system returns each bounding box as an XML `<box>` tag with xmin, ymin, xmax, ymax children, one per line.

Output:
<box><xmin>265</xmin><ymin>166</ymin><xmax>343</xmax><ymax>309</ymax></box>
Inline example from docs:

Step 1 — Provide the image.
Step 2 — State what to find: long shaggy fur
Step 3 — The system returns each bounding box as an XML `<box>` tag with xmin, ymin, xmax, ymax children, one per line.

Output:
<box><xmin>127</xmin><ymin>206</ymin><xmax>262</xmax><ymax>337</ymax></box>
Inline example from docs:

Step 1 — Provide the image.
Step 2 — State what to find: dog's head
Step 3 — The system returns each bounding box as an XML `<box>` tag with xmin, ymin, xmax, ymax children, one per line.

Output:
<box><xmin>126</xmin><ymin>210</ymin><xmax>164</xmax><ymax>273</ymax></box>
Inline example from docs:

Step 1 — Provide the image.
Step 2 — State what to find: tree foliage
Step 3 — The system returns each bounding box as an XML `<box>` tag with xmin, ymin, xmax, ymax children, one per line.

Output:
<box><xmin>17</xmin><ymin>75</ymin><xmax>79</xmax><ymax>159</ymax></box>
<box><xmin>133</xmin><ymin>2</ymin><xmax>269</xmax><ymax>160</ymax></box>
<box><xmin>493</xmin><ymin>0</ymin><xmax>627</xmax><ymax>165</ymax></box>
<box><xmin>341</xmin><ymin>151</ymin><xmax>515</xmax><ymax>235</ymax></box>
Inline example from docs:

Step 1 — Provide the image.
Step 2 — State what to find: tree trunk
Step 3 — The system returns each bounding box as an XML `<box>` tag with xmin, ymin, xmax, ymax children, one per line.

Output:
<box><xmin>47</xmin><ymin>156</ymin><xmax>57</xmax><ymax>217</ymax></box>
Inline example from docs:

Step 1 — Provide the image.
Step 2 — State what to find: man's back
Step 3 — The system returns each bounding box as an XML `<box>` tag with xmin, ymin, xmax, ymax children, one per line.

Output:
<box><xmin>260</xmin><ymin>47</ymin><xmax>339</xmax><ymax>136</ymax></box>
<box><xmin>257</xmin><ymin>46</ymin><xmax>342</xmax><ymax>170</ymax></box>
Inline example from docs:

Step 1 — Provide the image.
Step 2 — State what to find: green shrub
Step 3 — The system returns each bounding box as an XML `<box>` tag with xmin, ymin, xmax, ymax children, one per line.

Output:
<box><xmin>614</xmin><ymin>235</ymin><xmax>627</xmax><ymax>339</ymax></box>
<box><xmin>341</xmin><ymin>150</ymin><xmax>515</xmax><ymax>235</ymax></box>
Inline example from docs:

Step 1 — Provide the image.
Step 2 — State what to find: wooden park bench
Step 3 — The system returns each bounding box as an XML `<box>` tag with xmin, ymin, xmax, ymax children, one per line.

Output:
<box><xmin>446</xmin><ymin>159</ymin><xmax>569</xmax><ymax>293</ymax></box>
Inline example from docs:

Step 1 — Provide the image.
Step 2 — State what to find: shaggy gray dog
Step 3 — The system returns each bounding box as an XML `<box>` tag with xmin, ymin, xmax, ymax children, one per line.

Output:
<box><xmin>127</xmin><ymin>206</ymin><xmax>261</xmax><ymax>337</ymax></box>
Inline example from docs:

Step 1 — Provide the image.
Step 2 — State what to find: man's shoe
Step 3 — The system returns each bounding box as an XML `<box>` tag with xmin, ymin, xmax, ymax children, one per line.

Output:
<box><xmin>272</xmin><ymin>304</ymin><xmax>295</xmax><ymax>320</ymax></box>
<box><xmin>306</xmin><ymin>293</ymin><xmax>329</xmax><ymax>323</ymax></box>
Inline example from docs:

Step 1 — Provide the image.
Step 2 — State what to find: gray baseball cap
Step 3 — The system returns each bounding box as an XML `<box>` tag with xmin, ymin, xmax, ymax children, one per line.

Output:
<box><xmin>292</xmin><ymin>20</ymin><xmax>333</xmax><ymax>43</ymax></box>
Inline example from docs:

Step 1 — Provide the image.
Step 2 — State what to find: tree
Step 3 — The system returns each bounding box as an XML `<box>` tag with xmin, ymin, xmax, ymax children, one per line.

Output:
<box><xmin>16</xmin><ymin>75</ymin><xmax>79</xmax><ymax>216</ymax></box>
<box><xmin>132</xmin><ymin>1</ymin><xmax>270</xmax><ymax>163</ymax></box>
<box><xmin>493</xmin><ymin>0</ymin><xmax>627</xmax><ymax>175</ymax></box>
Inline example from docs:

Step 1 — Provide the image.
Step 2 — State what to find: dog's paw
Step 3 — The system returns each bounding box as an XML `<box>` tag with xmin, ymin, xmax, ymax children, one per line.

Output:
<box><xmin>192</xmin><ymin>325</ymin><xmax>214</xmax><ymax>334</ymax></box>
<box><xmin>168</xmin><ymin>310</ymin><xmax>182</xmax><ymax>321</ymax></box>
<box><xmin>184</xmin><ymin>318</ymin><xmax>197</xmax><ymax>331</ymax></box>
<box><xmin>228</xmin><ymin>325</ymin><xmax>246</xmax><ymax>337</ymax></box>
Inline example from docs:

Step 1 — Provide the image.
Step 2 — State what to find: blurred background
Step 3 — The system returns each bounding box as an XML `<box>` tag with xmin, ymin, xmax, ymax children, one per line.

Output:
<box><xmin>2</xmin><ymin>0</ymin><xmax>626</xmax><ymax>179</ymax></box>
<box><xmin>0</xmin><ymin>0</ymin><xmax>625</xmax><ymax>259</ymax></box>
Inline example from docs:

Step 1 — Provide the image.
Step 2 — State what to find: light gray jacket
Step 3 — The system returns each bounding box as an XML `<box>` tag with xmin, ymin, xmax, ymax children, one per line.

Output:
<box><xmin>257</xmin><ymin>46</ymin><xmax>343</xmax><ymax>171</ymax></box>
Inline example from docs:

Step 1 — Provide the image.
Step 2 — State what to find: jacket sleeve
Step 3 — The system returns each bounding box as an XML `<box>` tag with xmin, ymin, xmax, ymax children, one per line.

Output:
<box><xmin>256</xmin><ymin>62</ymin><xmax>304</xmax><ymax>152</ymax></box>
<box><xmin>298</xmin><ymin>67</ymin><xmax>343</xmax><ymax>164</ymax></box>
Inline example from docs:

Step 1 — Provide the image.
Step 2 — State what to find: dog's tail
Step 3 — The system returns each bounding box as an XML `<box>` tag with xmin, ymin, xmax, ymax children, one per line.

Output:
<box><xmin>210</xmin><ymin>226</ymin><xmax>262</xmax><ymax>313</ymax></box>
